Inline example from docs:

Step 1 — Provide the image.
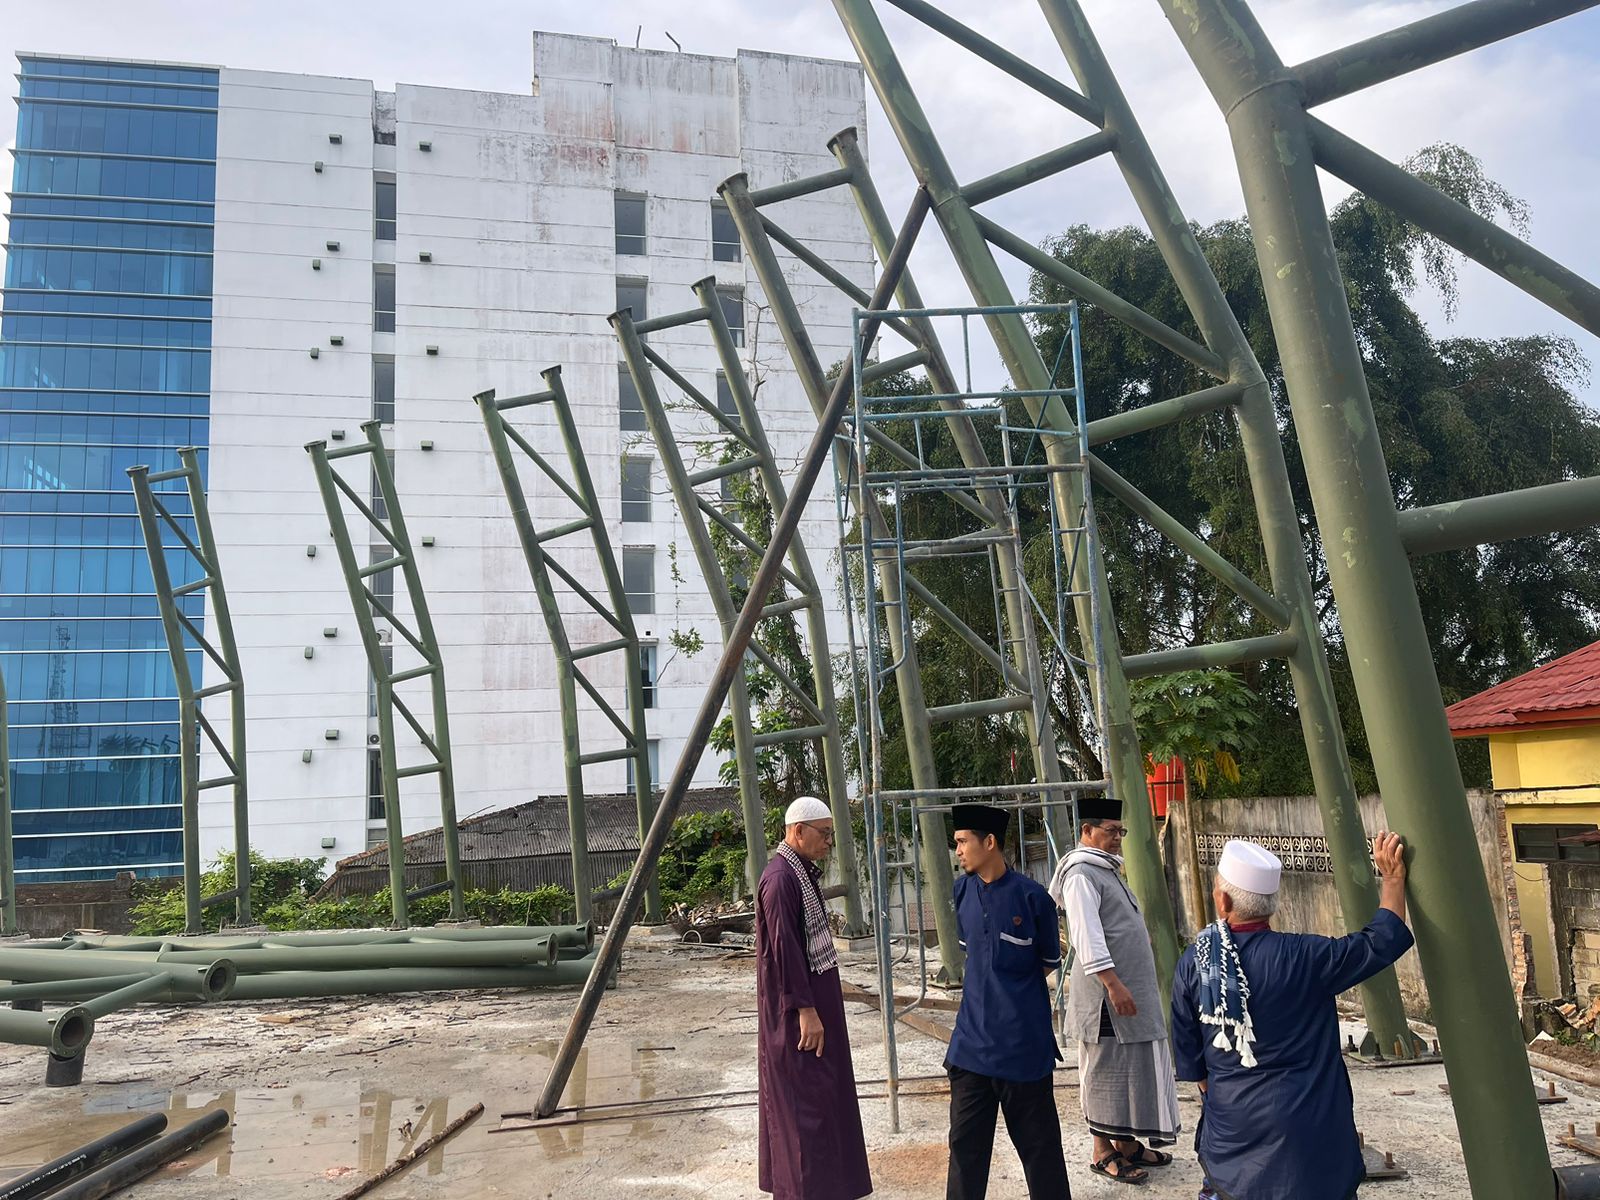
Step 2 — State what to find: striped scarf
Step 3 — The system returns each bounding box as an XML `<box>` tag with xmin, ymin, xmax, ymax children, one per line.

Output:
<box><xmin>1195</xmin><ymin>918</ymin><xmax>1257</xmax><ymax>1068</ymax></box>
<box><xmin>776</xmin><ymin>843</ymin><xmax>838</xmax><ymax>975</ymax></box>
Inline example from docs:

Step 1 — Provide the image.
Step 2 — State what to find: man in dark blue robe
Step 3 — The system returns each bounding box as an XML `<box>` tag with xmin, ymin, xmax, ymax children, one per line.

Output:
<box><xmin>944</xmin><ymin>804</ymin><xmax>1069</xmax><ymax>1199</ymax></box>
<box><xmin>1170</xmin><ymin>833</ymin><xmax>1415</xmax><ymax>1200</ymax></box>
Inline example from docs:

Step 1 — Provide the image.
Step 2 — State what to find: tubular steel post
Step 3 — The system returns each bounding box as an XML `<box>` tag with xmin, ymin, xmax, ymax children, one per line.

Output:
<box><xmin>474</xmin><ymin>369</ymin><xmax>660</xmax><ymax>925</ymax></box>
<box><xmin>719</xmin><ymin>173</ymin><xmax>965</xmax><ymax>984</ymax></box>
<box><xmin>535</xmin><ymin>191</ymin><xmax>929</xmax><ymax>1119</ymax></box>
<box><xmin>0</xmin><ymin>662</ymin><xmax>15</xmax><ymax>937</ymax></box>
<box><xmin>306</xmin><ymin>423</ymin><xmax>466</xmax><ymax>926</ymax></box>
<box><xmin>1157</xmin><ymin>0</ymin><xmax>1553</xmax><ymax>1192</ymax></box>
<box><xmin>1039</xmin><ymin>0</ymin><xmax>1421</xmax><ymax>1055</ymax></box>
<box><xmin>830</xmin><ymin>0</ymin><xmax>1182</xmax><ymax>991</ymax></box>
<box><xmin>692</xmin><ymin>276</ymin><xmax>868</xmax><ymax>934</ymax></box>
<box><xmin>613</xmin><ymin>310</ymin><xmax>770</xmax><ymax>897</ymax></box>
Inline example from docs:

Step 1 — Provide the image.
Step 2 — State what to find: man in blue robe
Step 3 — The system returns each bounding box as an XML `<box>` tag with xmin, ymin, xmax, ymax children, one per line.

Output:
<box><xmin>1170</xmin><ymin>833</ymin><xmax>1414</xmax><ymax>1200</ymax></box>
<box><xmin>944</xmin><ymin>804</ymin><xmax>1070</xmax><ymax>1199</ymax></box>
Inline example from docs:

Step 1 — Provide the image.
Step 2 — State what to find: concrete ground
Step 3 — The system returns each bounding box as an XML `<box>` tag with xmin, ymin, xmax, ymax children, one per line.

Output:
<box><xmin>0</xmin><ymin>938</ymin><xmax>1595</xmax><ymax>1197</ymax></box>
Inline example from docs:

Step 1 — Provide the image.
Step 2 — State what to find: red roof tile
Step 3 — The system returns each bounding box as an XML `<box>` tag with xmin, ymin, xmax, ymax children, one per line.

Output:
<box><xmin>1447</xmin><ymin>640</ymin><xmax>1600</xmax><ymax>735</ymax></box>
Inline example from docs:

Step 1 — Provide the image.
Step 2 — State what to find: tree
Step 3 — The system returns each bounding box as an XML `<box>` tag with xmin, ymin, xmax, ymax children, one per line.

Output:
<box><xmin>1028</xmin><ymin>144</ymin><xmax>1600</xmax><ymax>793</ymax></box>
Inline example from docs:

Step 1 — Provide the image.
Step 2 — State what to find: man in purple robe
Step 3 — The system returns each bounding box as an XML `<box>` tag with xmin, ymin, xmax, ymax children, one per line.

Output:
<box><xmin>757</xmin><ymin>795</ymin><xmax>873</xmax><ymax>1200</ymax></box>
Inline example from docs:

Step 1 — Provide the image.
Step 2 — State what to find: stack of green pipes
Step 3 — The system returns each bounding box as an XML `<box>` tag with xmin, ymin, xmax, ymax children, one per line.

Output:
<box><xmin>0</xmin><ymin>924</ymin><xmax>606</xmax><ymax>1065</ymax></box>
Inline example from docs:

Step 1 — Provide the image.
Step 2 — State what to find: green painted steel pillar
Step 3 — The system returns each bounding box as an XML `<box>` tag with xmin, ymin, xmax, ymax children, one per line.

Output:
<box><xmin>829</xmin><ymin>0</ymin><xmax>1181</xmax><ymax>993</ymax></box>
<box><xmin>719</xmin><ymin>172</ymin><xmax>964</xmax><ymax>982</ymax></box>
<box><xmin>1038</xmin><ymin>0</ymin><xmax>1420</xmax><ymax>1056</ymax></box>
<box><xmin>1156</xmin><ymin>0</ymin><xmax>1551</xmax><ymax>1193</ymax></box>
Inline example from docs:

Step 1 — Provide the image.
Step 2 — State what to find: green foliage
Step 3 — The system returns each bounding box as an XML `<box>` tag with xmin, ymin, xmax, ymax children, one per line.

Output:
<box><xmin>607</xmin><ymin>804</ymin><xmax>789</xmax><ymax>908</ymax></box>
<box><xmin>128</xmin><ymin>852</ymin><xmax>572</xmax><ymax>935</ymax></box>
<box><xmin>1129</xmin><ymin>670</ymin><xmax>1261</xmax><ymax>793</ymax></box>
<box><xmin>1029</xmin><ymin>142</ymin><xmax>1600</xmax><ymax>794</ymax></box>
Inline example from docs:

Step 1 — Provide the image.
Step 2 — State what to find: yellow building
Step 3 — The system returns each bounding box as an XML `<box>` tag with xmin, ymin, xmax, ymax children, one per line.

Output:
<box><xmin>1449</xmin><ymin>640</ymin><xmax>1600</xmax><ymax>999</ymax></box>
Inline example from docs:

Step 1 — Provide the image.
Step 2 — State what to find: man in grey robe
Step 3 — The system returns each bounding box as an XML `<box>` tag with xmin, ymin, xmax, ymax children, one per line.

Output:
<box><xmin>1049</xmin><ymin>797</ymin><xmax>1179</xmax><ymax>1185</ymax></box>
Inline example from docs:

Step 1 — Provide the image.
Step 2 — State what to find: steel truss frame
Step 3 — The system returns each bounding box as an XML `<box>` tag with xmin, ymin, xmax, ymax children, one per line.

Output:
<box><xmin>612</xmin><ymin>276</ymin><xmax>867</xmax><ymax>932</ymax></box>
<box><xmin>1156</xmin><ymin>1</ymin><xmax>1600</xmax><ymax>1193</ymax></box>
<box><xmin>473</xmin><ymin>367</ymin><xmax>660</xmax><ymax>927</ymax></box>
<box><xmin>826</xmin><ymin>0</ymin><xmax>1426</xmax><ymax>1057</ymax></box>
<box><xmin>306</xmin><ymin>422</ymin><xmax>465</xmax><ymax>928</ymax></box>
<box><xmin>536</xmin><ymin>187</ymin><xmax>934</xmax><ymax>1118</ymax></box>
<box><xmin>127</xmin><ymin>448</ymin><xmax>252</xmax><ymax>933</ymax></box>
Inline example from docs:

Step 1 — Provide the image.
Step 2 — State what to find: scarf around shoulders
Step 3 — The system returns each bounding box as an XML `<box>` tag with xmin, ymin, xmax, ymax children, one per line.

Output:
<box><xmin>775</xmin><ymin>842</ymin><xmax>838</xmax><ymax>976</ymax></box>
<box><xmin>1195</xmin><ymin>919</ymin><xmax>1258</xmax><ymax>1068</ymax></box>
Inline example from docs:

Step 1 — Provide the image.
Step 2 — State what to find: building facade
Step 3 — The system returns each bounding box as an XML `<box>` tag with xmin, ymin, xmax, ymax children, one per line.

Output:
<box><xmin>0</xmin><ymin>35</ymin><xmax>872</xmax><ymax>880</ymax></box>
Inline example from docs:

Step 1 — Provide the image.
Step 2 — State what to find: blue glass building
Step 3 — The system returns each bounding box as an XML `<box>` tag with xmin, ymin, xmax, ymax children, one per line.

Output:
<box><xmin>1</xmin><ymin>57</ymin><xmax>217</xmax><ymax>881</ymax></box>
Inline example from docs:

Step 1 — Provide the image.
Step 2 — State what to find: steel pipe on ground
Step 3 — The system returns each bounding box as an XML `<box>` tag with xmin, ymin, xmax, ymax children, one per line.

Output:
<box><xmin>49</xmin><ymin>1109</ymin><xmax>230</xmax><ymax>1200</ymax></box>
<box><xmin>0</xmin><ymin>1113</ymin><xmax>167</xmax><ymax>1200</ymax></box>
<box><xmin>60</xmin><ymin>923</ymin><xmax>594</xmax><ymax>952</ymax></box>
<box><xmin>0</xmin><ymin>951</ymin><xmax>234</xmax><ymax>998</ymax></box>
<box><xmin>0</xmin><ymin>1004</ymin><xmax>93</xmax><ymax>1058</ymax></box>
<box><xmin>224</xmin><ymin>957</ymin><xmax>605</xmax><ymax>1001</ymax></box>
<box><xmin>53</xmin><ymin>937</ymin><xmax>558</xmax><ymax>973</ymax></box>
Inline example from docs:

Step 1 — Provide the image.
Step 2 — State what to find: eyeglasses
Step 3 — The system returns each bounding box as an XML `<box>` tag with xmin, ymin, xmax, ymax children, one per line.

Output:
<box><xmin>803</xmin><ymin>822</ymin><xmax>836</xmax><ymax>842</ymax></box>
<box><xmin>1102</xmin><ymin>825</ymin><xmax>1129</xmax><ymax>838</ymax></box>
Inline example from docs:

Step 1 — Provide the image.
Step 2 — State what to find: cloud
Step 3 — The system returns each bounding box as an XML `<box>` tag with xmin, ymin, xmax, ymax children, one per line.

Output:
<box><xmin>3</xmin><ymin>0</ymin><xmax>1597</xmax><ymax>402</ymax></box>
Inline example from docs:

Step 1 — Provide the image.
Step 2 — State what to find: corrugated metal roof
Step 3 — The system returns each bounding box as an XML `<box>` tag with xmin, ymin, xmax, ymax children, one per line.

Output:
<box><xmin>1447</xmin><ymin>640</ymin><xmax>1600</xmax><ymax>735</ymax></box>
<box><xmin>331</xmin><ymin>788</ymin><xmax>741</xmax><ymax>872</ymax></box>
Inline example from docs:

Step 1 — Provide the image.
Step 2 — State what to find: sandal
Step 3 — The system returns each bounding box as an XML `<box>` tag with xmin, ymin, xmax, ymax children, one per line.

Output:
<box><xmin>1090</xmin><ymin>1152</ymin><xmax>1148</xmax><ymax>1185</ymax></box>
<box><xmin>1115</xmin><ymin>1139</ymin><xmax>1174</xmax><ymax>1168</ymax></box>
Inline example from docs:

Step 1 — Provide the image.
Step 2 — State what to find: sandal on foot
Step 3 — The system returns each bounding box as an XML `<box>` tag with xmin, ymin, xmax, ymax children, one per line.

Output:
<box><xmin>1115</xmin><ymin>1140</ymin><xmax>1174</xmax><ymax>1168</ymax></box>
<box><xmin>1090</xmin><ymin>1153</ymin><xmax>1148</xmax><ymax>1185</ymax></box>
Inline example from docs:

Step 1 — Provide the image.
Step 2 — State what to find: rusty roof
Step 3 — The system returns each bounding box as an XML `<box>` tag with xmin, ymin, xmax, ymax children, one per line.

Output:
<box><xmin>1446</xmin><ymin>640</ymin><xmax>1600</xmax><ymax>736</ymax></box>
<box><xmin>331</xmin><ymin>788</ymin><xmax>741</xmax><ymax>871</ymax></box>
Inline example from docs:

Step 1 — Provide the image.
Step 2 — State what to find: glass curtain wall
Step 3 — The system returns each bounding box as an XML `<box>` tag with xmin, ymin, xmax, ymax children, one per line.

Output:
<box><xmin>0</xmin><ymin>56</ymin><xmax>219</xmax><ymax>881</ymax></box>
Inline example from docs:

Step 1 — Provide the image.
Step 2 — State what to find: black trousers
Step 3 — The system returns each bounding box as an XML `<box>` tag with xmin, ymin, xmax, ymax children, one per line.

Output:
<box><xmin>946</xmin><ymin>1065</ymin><xmax>1071</xmax><ymax>1200</ymax></box>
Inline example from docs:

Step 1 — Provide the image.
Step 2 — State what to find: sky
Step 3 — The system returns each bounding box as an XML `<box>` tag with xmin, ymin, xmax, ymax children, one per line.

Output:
<box><xmin>5</xmin><ymin>0</ymin><xmax>1599</xmax><ymax>406</ymax></box>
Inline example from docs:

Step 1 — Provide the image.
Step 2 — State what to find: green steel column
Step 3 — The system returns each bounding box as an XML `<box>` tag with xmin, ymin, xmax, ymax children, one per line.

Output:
<box><xmin>693</xmin><ymin>279</ymin><xmax>867</xmax><ymax>935</ymax></box>
<box><xmin>719</xmin><ymin>173</ymin><xmax>964</xmax><ymax>982</ymax></box>
<box><xmin>1156</xmin><ymin>1</ymin><xmax>1551</xmax><ymax>1192</ymax></box>
<box><xmin>475</xmin><ymin>385</ymin><xmax>595</xmax><ymax>924</ymax></box>
<box><xmin>365</xmin><ymin>423</ymin><xmax>466</xmax><ymax>921</ymax></box>
<box><xmin>306</xmin><ymin>438</ymin><xmax>409</xmax><ymax>928</ymax></box>
<box><xmin>828</xmin><ymin>129</ymin><xmax>1073</xmax><ymax>852</ymax></box>
<box><xmin>176</xmin><ymin>449</ymin><xmax>252</xmax><ymax>927</ymax></box>
<box><xmin>128</xmin><ymin>466</ymin><xmax>205</xmax><ymax>935</ymax></box>
<box><xmin>613</xmin><ymin>313</ymin><xmax>770</xmax><ymax>896</ymax></box>
<box><xmin>1040</xmin><ymin>0</ymin><xmax>1419</xmax><ymax>1054</ymax></box>
<box><xmin>829</xmin><ymin>0</ymin><xmax>1181</xmax><ymax>991</ymax></box>
<box><xmin>542</xmin><ymin>369</ymin><xmax>662</xmax><ymax>925</ymax></box>
<box><xmin>0</xmin><ymin>663</ymin><xmax>16</xmax><ymax>936</ymax></box>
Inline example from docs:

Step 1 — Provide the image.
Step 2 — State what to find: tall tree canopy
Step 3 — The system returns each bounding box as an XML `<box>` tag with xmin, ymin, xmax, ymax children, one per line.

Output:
<box><xmin>1028</xmin><ymin>144</ymin><xmax>1600</xmax><ymax>793</ymax></box>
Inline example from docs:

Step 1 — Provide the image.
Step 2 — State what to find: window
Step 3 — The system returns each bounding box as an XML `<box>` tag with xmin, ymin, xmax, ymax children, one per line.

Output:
<box><xmin>623</xmin><ymin>548</ymin><xmax>654</xmax><ymax>616</ymax></box>
<box><xmin>717</xmin><ymin>286</ymin><xmax>745</xmax><ymax>347</ymax></box>
<box><xmin>1513</xmin><ymin>824</ymin><xmax>1600</xmax><ymax>864</ymax></box>
<box><xmin>621</xmin><ymin>458</ymin><xmax>651</xmax><ymax>522</ymax></box>
<box><xmin>373</xmin><ymin>267</ymin><xmax>395</xmax><ymax>333</ymax></box>
<box><xmin>639</xmin><ymin>644</ymin><xmax>657</xmax><ymax>709</ymax></box>
<box><xmin>372</xmin><ymin>356</ymin><xmax>395</xmax><ymax>424</ymax></box>
<box><xmin>711</xmin><ymin>200</ymin><xmax>741</xmax><ymax>262</ymax></box>
<box><xmin>369</xmin><ymin>544</ymin><xmax>395</xmax><ymax>616</ymax></box>
<box><xmin>370</xmin><ymin>451</ymin><xmax>394</xmax><ymax>522</ymax></box>
<box><xmin>374</xmin><ymin>177</ymin><xmax>396</xmax><ymax>241</ymax></box>
<box><xmin>619</xmin><ymin>366</ymin><xmax>646</xmax><ymax>433</ymax></box>
<box><xmin>626</xmin><ymin>738</ymin><xmax>662</xmax><ymax>792</ymax></box>
<box><xmin>716</xmin><ymin>371</ymin><xmax>742</xmax><ymax>430</ymax></box>
<box><xmin>615</xmin><ymin>192</ymin><xmax>646</xmax><ymax>256</ymax></box>
<box><xmin>367</xmin><ymin>748</ymin><xmax>386</xmax><ymax>821</ymax></box>
<box><xmin>616</xmin><ymin>278</ymin><xmax>647</xmax><ymax>329</ymax></box>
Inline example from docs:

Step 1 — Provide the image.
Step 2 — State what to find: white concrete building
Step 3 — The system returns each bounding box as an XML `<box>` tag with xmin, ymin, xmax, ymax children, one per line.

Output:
<box><xmin>198</xmin><ymin>34</ymin><xmax>872</xmax><ymax>863</ymax></box>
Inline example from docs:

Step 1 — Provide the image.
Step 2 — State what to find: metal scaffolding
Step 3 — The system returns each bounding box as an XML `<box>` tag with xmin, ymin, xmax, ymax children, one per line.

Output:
<box><xmin>473</xmin><ymin>367</ymin><xmax>660</xmax><ymax>927</ymax></box>
<box><xmin>306</xmin><ymin>422</ymin><xmax>466</xmax><ymax>928</ymax></box>
<box><xmin>127</xmin><ymin>448</ymin><xmax>252</xmax><ymax>933</ymax></box>
<box><xmin>612</xmin><ymin>276</ymin><xmax>866</xmax><ymax>931</ymax></box>
<box><xmin>843</xmin><ymin>299</ymin><xmax>1115</xmax><ymax>1129</ymax></box>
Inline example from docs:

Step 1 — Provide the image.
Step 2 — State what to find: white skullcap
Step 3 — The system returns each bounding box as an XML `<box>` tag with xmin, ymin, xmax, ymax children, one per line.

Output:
<box><xmin>1218</xmin><ymin>840</ymin><xmax>1282</xmax><ymax>895</ymax></box>
<box><xmin>785</xmin><ymin>796</ymin><xmax>832</xmax><ymax>825</ymax></box>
